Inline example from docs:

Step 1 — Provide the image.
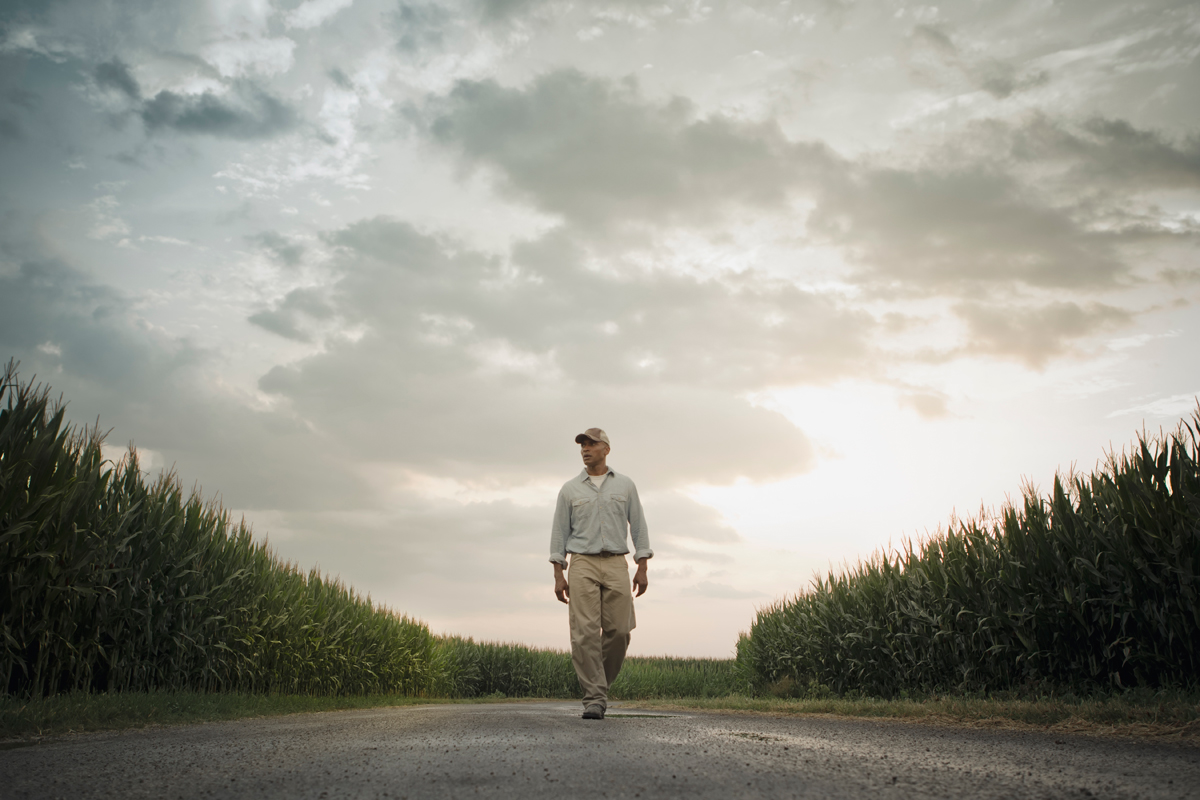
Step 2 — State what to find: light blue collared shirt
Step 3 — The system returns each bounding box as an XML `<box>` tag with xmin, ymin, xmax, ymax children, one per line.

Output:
<box><xmin>549</xmin><ymin>468</ymin><xmax>652</xmax><ymax>566</ymax></box>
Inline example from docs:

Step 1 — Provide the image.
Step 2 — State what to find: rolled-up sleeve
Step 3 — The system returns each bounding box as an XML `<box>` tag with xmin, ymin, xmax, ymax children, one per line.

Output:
<box><xmin>549</xmin><ymin>488</ymin><xmax>570</xmax><ymax>565</ymax></box>
<box><xmin>627</xmin><ymin>482</ymin><xmax>653</xmax><ymax>562</ymax></box>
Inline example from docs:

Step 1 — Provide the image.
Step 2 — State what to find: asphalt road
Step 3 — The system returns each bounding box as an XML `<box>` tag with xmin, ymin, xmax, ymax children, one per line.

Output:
<box><xmin>2</xmin><ymin>702</ymin><xmax>1197</xmax><ymax>799</ymax></box>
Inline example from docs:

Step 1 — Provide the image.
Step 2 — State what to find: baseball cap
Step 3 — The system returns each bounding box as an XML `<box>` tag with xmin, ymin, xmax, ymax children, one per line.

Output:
<box><xmin>574</xmin><ymin>427</ymin><xmax>610</xmax><ymax>445</ymax></box>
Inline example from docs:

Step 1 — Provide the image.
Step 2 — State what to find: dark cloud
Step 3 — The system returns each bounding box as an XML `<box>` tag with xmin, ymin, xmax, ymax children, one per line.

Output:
<box><xmin>647</xmin><ymin>492</ymin><xmax>740</xmax><ymax>544</ymax></box>
<box><xmin>811</xmin><ymin>166</ymin><xmax>1126</xmax><ymax>291</ymax></box>
<box><xmin>422</xmin><ymin>69</ymin><xmax>834</xmax><ymax>232</ymax></box>
<box><xmin>0</xmin><ymin>223</ymin><xmax>366</xmax><ymax>513</ymax></box>
<box><xmin>140</xmin><ymin>84</ymin><xmax>296</xmax><ymax>140</ymax></box>
<box><xmin>468</xmin><ymin>0</ymin><xmax>663</xmax><ymax>25</ymax></box>
<box><xmin>907</xmin><ymin>23</ymin><xmax>1047</xmax><ymax>99</ymax></box>
<box><xmin>0</xmin><ymin>0</ymin><xmax>65</xmax><ymax>24</ymax></box>
<box><xmin>507</xmin><ymin>232</ymin><xmax>870</xmax><ymax>390</ymax></box>
<box><xmin>0</xmin><ymin>116</ymin><xmax>19</xmax><ymax>140</ymax></box>
<box><xmin>1013</xmin><ymin>116</ymin><xmax>1200</xmax><ymax>192</ymax></box>
<box><xmin>0</xmin><ymin>56</ymin><xmax>36</xmax><ymax>141</ymax></box>
<box><xmin>898</xmin><ymin>391</ymin><xmax>950</xmax><ymax>419</ymax></box>
<box><xmin>247</xmin><ymin>231</ymin><xmax>306</xmax><ymax>267</ymax></box>
<box><xmin>4</xmin><ymin>86</ymin><xmax>36</xmax><ymax>111</ymax></box>
<box><xmin>326</xmin><ymin>67</ymin><xmax>353</xmax><ymax>90</ymax></box>
<box><xmin>390</xmin><ymin>2</ymin><xmax>455</xmax><ymax>52</ymax></box>
<box><xmin>318</xmin><ymin>217</ymin><xmax>870</xmax><ymax>391</ymax></box>
<box><xmin>251</xmin><ymin>217</ymin><xmax>857</xmax><ymax>487</ymax></box>
<box><xmin>0</xmin><ymin>257</ymin><xmax>202</xmax><ymax>389</ymax></box>
<box><xmin>911</xmin><ymin>24</ymin><xmax>956</xmax><ymax>56</ymax></box>
<box><xmin>94</xmin><ymin>58</ymin><xmax>140</xmax><ymax>100</ymax></box>
<box><xmin>975</xmin><ymin>62</ymin><xmax>1048</xmax><ymax>100</ymax></box>
<box><xmin>471</xmin><ymin>0</ymin><xmax>559</xmax><ymax>24</ymax></box>
<box><xmin>955</xmin><ymin>300</ymin><xmax>1133</xmax><ymax>368</ymax></box>
<box><xmin>249</xmin><ymin>288</ymin><xmax>335</xmax><ymax>342</ymax></box>
<box><xmin>798</xmin><ymin>113</ymin><xmax>1200</xmax><ymax>298</ymax></box>
<box><xmin>834</xmin><ymin>115</ymin><xmax>1200</xmax><ymax>287</ymax></box>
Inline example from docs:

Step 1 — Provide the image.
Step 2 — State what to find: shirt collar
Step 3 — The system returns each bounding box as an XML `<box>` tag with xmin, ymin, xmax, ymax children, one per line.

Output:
<box><xmin>578</xmin><ymin>468</ymin><xmax>614</xmax><ymax>482</ymax></box>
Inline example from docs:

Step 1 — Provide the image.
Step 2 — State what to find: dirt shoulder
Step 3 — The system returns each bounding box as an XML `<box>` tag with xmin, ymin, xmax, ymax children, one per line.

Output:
<box><xmin>627</xmin><ymin>695</ymin><xmax>1200</xmax><ymax>744</ymax></box>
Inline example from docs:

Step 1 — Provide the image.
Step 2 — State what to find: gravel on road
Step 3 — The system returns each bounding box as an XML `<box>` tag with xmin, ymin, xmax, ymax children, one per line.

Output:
<box><xmin>2</xmin><ymin>702</ymin><xmax>1197</xmax><ymax>799</ymax></box>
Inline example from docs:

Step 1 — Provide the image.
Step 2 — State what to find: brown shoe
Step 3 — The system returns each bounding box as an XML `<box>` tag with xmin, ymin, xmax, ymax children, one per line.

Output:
<box><xmin>582</xmin><ymin>704</ymin><xmax>605</xmax><ymax>719</ymax></box>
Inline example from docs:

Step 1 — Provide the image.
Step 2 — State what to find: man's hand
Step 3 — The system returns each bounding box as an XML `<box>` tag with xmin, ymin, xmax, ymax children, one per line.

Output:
<box><xmin>633</xmin><ymin>558</ymin><xmax>649</xmax><ymax>597</ymax></box>
<box><xmin>554</xmin><ymin>563</ymin><xmax>570</xmax><ymax>604</ymax></box>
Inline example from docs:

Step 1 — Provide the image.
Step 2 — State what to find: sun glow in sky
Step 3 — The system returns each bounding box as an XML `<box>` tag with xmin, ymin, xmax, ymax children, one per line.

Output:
<box><xmin>2</xmin><ymin>0</ymin><xmax>1198</xmax><ymax>656</ymax></box>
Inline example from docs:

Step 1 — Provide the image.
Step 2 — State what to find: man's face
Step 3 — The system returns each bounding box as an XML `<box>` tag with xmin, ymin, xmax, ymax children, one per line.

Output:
<box><xmin>580</xmin><ymin>438</ymin><xmax>610</xmax><ymax>468</ymax></box>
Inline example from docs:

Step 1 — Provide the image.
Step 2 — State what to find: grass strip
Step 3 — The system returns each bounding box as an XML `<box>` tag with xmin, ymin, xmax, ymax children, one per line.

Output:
<box><xmin>0</xmin><ymin>691</ymin><xmax>529</xmax><ymax>741</ymax></box>
<box><xmin>630</xmin><ymin>691</ymin><xmax>1200</xmax><ymax>741</ymax></box>
<box><xmin>8</xmin><ymin>689</ymin><xmax>1198</xmax><ymax>744</ymax></box>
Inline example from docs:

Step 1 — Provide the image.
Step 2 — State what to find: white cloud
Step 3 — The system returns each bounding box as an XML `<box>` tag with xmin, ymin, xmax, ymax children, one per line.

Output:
<box><xmin>1108</xmin><ymin>392</ymin><xmax>1200</xmax><ymax>419</ymax></box>
<box><xmin>213</xmin><ymin>137</ymin><xmax>371</xmax><ymax>196</ymax></box>
<box><xmin>87</xmin><ymin>195</ymin><xmax>131</xmax><ymax>241</ymax></box>
<box><xmin>0</xmin><ymin>25</ymin><xmax>78</xmax><ymax>61</ymax></box>
<box><xmin>205</xmin><ymin>0</ymin><xmax>276</xmax><ymax>37</ymax></box>
<box><xmin>285</xmin><ymin>0</ymin><xmax>357</xmax><ymax>30</ymax></box>
<box><xmin>318</xmin><ymin>86</ymin><xmax>359</xmax><ymax>145</ymax></box>
<box><xmin>202</xmin><ymin>37</ymin><xmax>297</xmax><ymax>78</ymax></box>
<box><xmin>469</xmin><ymin>339</ymin><xmax>562</xmax><ymax>378</ymax></box>
<box><xmin>138</xmin><ymin>235</ymin><xmax>191</xmax><ymax>246</ymax></box>
<box><xmin>1107</xmin><ymin>331</ymin><xmax>1180</xmax><ymax>351</ymax></box>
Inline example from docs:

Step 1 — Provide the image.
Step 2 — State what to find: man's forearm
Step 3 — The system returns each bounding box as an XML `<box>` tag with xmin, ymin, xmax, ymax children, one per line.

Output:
<box><xmin>553</xmin><ymin>561</ymin><xmax>569</xmax><ymax>604</ymax></box>
<box><xmin>632</xmin><ymin>556</ymin><xmax>649</xmax><ymax>597</ymax></box>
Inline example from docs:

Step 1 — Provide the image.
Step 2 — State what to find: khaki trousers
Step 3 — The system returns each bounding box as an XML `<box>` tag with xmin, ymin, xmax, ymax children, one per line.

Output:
<box><xmin>567</xmin><ymin>554</ymin><xmax>636</xmax><ymax>710</ymax></box>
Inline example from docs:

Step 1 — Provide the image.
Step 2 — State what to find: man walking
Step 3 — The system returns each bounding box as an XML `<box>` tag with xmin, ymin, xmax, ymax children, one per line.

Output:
<box><xmin>550</xmin><ymin>428</ymin><xmax>652</xmax><ymax>720</ymax></box>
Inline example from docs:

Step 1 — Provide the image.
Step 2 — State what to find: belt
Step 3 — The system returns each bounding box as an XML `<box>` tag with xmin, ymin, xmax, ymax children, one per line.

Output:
<box><xmin>569</xmin><ymin>551</ymin><xmax>627</xmax><ymax>558</ymax></box>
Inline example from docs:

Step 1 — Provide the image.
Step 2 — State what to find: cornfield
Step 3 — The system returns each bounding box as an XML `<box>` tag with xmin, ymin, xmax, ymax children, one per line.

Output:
<box><xmin>1</xmin><ymin>362</ymin><xmax>743</xmax><ymax>702</ymax></box>
<box><xmin>610</xmin><ymin>655</ymin><xmax>749</xmax><ymax>699</ymax></box>
<box><xmin>14</xmin><ymin>358</ymin><xmax>1191</xmax><ymax>704</ymax></box>
<box><xmin>430</xmin><ymin>637</ymin><xmax>579</xmax><ymax>698</ymax></box>
<box><xmin>427</xmin><ymin>638</ymin><xmax>746</xmax><ymax>700</ymax></box>
<box><xmin>1</xmin><ymin>363</ymin><xmax>434</xmax><ymax>697</ymax></box>
<box><xmin>740</xmin><ymin>409</ymin><xmax>1200</xmax><ymax>697</ymax></box>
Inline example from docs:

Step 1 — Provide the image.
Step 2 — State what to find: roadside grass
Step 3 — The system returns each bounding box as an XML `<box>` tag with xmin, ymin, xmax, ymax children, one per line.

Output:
<box><xmin>7</xmin><ymin>686</ymin><xmax>1198</xmax><ymax>744</ymax></box>
<box><xmin>630</xmin><ymin>689</ymin><xmax>1200</xmax><ymax>740</ymax></box>
<box><xmin>0</xmin><ymin>691</ymin><xmax>530</xmax><ymax>741</ymax></box>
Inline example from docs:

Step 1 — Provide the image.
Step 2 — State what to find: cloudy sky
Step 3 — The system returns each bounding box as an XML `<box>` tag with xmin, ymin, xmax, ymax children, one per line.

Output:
<box><xmin>2</xmin><ymin>0</ymin><xmax>1198</xmax><ymax>656</ymax></box>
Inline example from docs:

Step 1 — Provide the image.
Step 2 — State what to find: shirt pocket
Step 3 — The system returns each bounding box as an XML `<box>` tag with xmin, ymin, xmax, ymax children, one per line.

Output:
<box><xmin>571</xmin><ymin>496</ymin><xmax>595</xmax><ymax>529</ymax></box>
<box><xmin>608</xmin><ymin>494</ymin><xmax>628</xmax><ymax>515</ymax></box>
